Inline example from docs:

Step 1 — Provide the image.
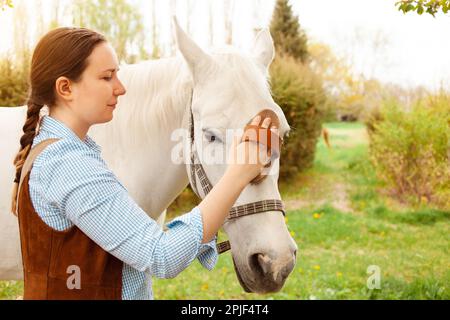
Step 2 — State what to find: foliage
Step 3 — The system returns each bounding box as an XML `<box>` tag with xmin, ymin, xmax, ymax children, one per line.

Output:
<box><xmin>0</xmin><ymin>53</ymin><xmax>28</xmax><ymax>106</ymax></box>
<box><xmin>308</xmin><ymin>42</ymin><xmax>387</xmax><ymax>122</ymax></box>
<box><xmin>308</xmin><ymin>42</ymin><xmax>347</xmax><ymax>121</ymax></box>
<box><xmin>3</xmin><ymin>122</ymin><xmax>449</xmax><ymax>300</ymax></box>
<box><xmin>368</xmin><ymin>94</ymin><xmax>450</xmax><ymax>210</ymax></box>
<box><xmin>269</xmin><ymin>1</ymin><xmax>326</xmax><ymax>179</ymax></box>
<box><xmin>72</xmin><ymin>0</ymin><xmax>150</xmax><ymax>63</ymax></box>
<box><xmin>270</xmin><ymin>0</ymin><xmax>309</xmax><ymax>63</ymax></box>
<box><xmin>396</xmin><ymin>0</ymin><xmax>450</xmax><ymax>16</ymax></box>
<box><xmin>0</xmin><ymin>0</ymin><xmax>13</xmax><ymax>10</ymax></box>
<box><xmin>269</xmin><ymin>55</ymin><xmax>326</xmax><ymax>180</ymax></box>
<box><xmin>0</xmin><ymin>0</ymin><xmax>153</xmax><ymax>105</ymax></box>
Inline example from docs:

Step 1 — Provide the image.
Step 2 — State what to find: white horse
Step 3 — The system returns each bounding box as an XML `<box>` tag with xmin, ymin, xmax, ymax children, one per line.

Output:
<box><xmin>0</xmin><ymin>20</ymin><xmax>297</xmax><ymax>293</ymax></box>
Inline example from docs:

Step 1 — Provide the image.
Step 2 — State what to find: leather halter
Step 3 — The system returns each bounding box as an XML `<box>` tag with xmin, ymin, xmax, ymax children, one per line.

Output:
<box><xmin>186</xmin><ymin>91</ymin><xmax>286</xmax><ymax>254</ymax></box>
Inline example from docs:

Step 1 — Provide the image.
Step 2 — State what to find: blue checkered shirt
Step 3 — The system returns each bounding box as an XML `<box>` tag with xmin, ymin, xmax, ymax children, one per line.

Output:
<box><xmin>27</xmin><ymin>115</ymin><xmax>218</xmax><ymax>300</ymax></box>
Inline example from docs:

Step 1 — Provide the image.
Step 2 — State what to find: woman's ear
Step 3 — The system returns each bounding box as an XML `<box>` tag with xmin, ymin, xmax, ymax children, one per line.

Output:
<box><xmin>55</xmin><ymin>76</ymin><xmax>74</xmax><ymax>102</ymax></box>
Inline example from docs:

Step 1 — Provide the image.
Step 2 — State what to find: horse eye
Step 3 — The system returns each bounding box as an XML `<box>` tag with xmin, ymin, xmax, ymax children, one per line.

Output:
<box><xmin>203</xmin><ymin>129</ymin><xmax>222</xmax><ymax>143</ymax></box>
<box><xmin>205</xmin><ymin>133</ymin><xmax>217</xmax><ymax>143</ymax></box>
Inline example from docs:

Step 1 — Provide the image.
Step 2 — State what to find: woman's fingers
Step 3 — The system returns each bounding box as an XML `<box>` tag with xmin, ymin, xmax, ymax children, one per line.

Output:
<box><xmin>270</xmin><ymin>125</ymin><xmax>278</xmax><ymax>134</ymax></box>
<box><xmin>241</xmin><ymin>115</ymin><xmax>276</xmax><ymax>166</ymax></box>
<box><xmin>250</xmin><ymin>115</ymin><xmax>272</xmax><ymax>129</ymax></box>
<box><xmin>261</xmin><ymin>117</ymin><xmax>272</xmax><ymax>129</ymax></box>
<box><xmin>251</xmin><ymin>115</ymin><xmax>262</xmax><ymax>126</ymax></box>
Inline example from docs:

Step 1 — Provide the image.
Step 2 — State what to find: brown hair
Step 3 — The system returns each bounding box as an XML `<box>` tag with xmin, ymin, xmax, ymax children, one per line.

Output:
<box><xmin>11</xmin><ymin>27</ymin><xmax>106</xmax><ymax>215</ymax></box>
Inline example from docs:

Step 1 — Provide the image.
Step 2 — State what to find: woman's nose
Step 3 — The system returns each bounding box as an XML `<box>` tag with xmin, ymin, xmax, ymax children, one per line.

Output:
<box><xmin>114</xmin><ymin>80</ymin><xmax>127</xmax><ymax>96</ymax></box>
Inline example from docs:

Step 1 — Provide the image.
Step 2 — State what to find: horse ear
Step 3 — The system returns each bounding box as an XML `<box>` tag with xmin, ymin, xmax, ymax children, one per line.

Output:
<box><xmin>252</xmin><ymin>29</ymin><xmax>275</xmax><ymax>72</ymax></box>
<box><xmin>172</xmin><ymin>16</ymin><xmax>212</xmax><ymax>83</ymax></box>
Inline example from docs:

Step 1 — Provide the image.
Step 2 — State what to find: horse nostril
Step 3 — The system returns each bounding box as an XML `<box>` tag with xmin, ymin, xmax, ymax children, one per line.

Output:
<box><xmin>250</xmin><ymin>251</ymin><xmax>296</xmax><ymax>284</ymax></box>
<box><xmin>249</xmin><ymin>253</ymin><xmax>271</xmax><ymax>276</ymax></box>
<box><xmin>257</xmin><ymin>253</ymin><xmax>272</xmax><ymax>275</ymax></box>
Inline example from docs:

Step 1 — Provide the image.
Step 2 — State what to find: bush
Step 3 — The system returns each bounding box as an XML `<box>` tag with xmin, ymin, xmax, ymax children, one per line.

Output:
<box><xmin>0</xmin><ymin>55</ymin><xmax>29</xmax><ymax>106</ymax></box>
<box><xmin>368</xmin><ymin>94</ymin><xmax>450</xmax><ymax>210</ymax></box>
<box><xmin>269</xmin><ymin>55</ymin><xmax>326</xmax><ymax>180</ymax></box>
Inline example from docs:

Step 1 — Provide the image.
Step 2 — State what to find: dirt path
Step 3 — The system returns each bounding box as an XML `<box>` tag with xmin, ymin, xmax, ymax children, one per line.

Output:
<box><xmin>285</xmin><ymin>182</ymin><xmax>354</xmax><ymax>213</ymax></box>
<box><xmin>327</xmin><ymin>127</ymin><xmax>369</xmax><ymax>147</ymax></box>
<box><xmin>283</xmin><ymin>124</ymin><xmax>369</xmax><ymax>213</ymax></box>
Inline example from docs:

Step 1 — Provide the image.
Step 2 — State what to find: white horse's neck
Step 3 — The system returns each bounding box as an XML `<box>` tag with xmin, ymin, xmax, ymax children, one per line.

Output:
<box><xmin>89</xmin><ymin>56</ymin><xmax>193</xmax><ymax>219</ymax></box>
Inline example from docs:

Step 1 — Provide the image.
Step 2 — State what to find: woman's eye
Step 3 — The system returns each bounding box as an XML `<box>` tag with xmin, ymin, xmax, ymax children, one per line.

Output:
<box><xmin>103</xmin><ymin>77</ymin><xmax>112</xmax><ymax>81</ymax></box>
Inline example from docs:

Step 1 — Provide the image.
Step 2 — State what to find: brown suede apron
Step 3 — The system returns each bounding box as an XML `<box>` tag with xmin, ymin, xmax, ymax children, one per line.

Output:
<box><xmin>16</xmin><ymin>139</ymin><xmax>123</xmax><ymax>300</ymax></box>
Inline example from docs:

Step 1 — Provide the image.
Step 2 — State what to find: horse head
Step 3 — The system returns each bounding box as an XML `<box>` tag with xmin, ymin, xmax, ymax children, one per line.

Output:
<box><xmin>173</xmin><ymin>18</ymin><xmax>297</xmax><ymax>294</ymax></box>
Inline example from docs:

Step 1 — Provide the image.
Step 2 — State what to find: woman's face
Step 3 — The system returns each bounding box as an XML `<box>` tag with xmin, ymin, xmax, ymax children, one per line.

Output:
<box><xmin>70</xmin><ymin>42</ymin><xmax>126</xmax><ymax>126</ymax></box>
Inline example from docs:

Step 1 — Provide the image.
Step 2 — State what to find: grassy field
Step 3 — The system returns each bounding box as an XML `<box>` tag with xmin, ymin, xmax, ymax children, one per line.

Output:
<box><xmin>1</xmin><ymin>122</ymin><xmax>448</xmax><ymax>300</ymax></box>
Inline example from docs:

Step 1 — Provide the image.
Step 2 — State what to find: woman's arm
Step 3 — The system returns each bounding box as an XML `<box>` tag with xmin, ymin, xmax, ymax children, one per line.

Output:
<box><xmin>35</xmin><ymin>140</ymin><xmax>214</xmax><ymax>278</ymax></box>
<box><xmin>34</xmin><ymin>116</ymin><xmax>273</xmax><ymax>277</ymax></box>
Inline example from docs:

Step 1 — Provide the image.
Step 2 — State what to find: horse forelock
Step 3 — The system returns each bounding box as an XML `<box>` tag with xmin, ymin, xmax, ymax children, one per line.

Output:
<box><xmin>210</xmin><ymin>50</ymin><xmax>273</xmax><ymax>102</ymax></box>
<box><xmin>206</xmin><ymin>50</ymin><xmax>290</xmax><ymax>135</ymax></box>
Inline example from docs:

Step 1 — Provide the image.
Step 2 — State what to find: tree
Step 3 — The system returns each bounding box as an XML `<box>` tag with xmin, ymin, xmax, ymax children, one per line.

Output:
<box><xmin>252</xmin><ymin>0</ymin><xmax>265</xmax><ymax>38</ymax></box>
<box><xmin>396</xmin><ymin>0</ymin><xmax>450</xmax><ymax>16</ymax></box>
<box><xmin>0</xmin><ymin>55</ymin><xmax>28</xmax><ymax>106</ymax></box>
<box><xmin>48</xmin><ymin>0</ymin><xmax>67</xmax><ymax>29</ymax></box>
<box><xmin>223</xmin><ymin>0</ymin><xmax>234</xmax><ymax>45</ymax></box>
<box><xmin>72</xmin><ymin>0</ymin><xmax>148</xmax><ymax>63</ymax></box>
<box><xmin>270</xmin><ymin>56</ymin><xmax>326</xmax><ymax>179</ymax></box>
<box><xmin>270</xmin><ymin>0</ymin><xmax>308</xmax><ymax>63</ymax></box>
<box><xmin>308</xmin><ymin>41</ymin><xmax>394</xmax><ymax>122</ymax></box>
<box><xmin>0</xmin><ymin>0</ymin><xmax>13</xmax><ymax>11</ymax></box>
<box><xmin>0</xmin><ymin>0</ymin><xmax>31</xmax><ymax>106</ymax></box>
<box><xmin>149</xmin><ymin>0</ymin><xmax>161</xmax><ymax>59</ymax></box>
<box><xmin>185</xmin><ymin>0</ymin><xmax>195</xmax><ymax>36</ymax></box>
<box><xmin>207</xmin><ymin>0</ymin><xmax>214</xmax><ymax>47</ymax></box>
<box><xmin>308</xmin><ymin>43</ymin><xmax>351</xmax><ymax>95</ymax></box>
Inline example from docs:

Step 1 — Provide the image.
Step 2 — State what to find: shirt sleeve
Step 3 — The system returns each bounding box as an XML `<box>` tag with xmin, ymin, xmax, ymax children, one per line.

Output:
<box><xmin>36</xmin><ymin>140</ymin><xmax>218</xmax><ymax>279</ymax></box>
<box><xmin>165</xmin><ymin>207</ymin><xmax>218</xmax><ymax>271</ymax></box>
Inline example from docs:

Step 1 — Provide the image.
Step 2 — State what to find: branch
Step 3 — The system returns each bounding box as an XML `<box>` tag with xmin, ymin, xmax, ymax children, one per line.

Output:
<box><xmin>395</xmin><ymin>0</ymin><xmax>450</xmax><ymax>17</ymax></box>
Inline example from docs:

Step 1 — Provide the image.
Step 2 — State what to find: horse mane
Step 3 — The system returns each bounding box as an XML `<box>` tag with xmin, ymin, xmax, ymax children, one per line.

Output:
<box><xmin>113</xmin><ymin>48</ymin><xmax>274</xmax><ymax>144</ymax></box>
<box><xmin>116</xmin><ymin>57</ymin><xmax>193</xmax><ymax>138</ymax></box>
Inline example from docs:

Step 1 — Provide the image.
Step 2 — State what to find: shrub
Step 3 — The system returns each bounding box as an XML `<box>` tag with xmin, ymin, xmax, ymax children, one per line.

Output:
<box><xmin>0</xmin><ymin>54</ymin><xmax>29</xmax><ymax>106</ymax></box>
<box><xmin>368</xmin><ymin>94</ymin><xmax>450</xmax><ymax>209</ymax></box>
<box><xmin>269</xmin><ymin>55</ymin><xmax>326</xmax><ymax>180</ymax></box>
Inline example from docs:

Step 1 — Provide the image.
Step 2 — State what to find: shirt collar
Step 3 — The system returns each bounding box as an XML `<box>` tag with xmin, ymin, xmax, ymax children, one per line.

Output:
<box><xmin>39</xmin><ymin>115</ymin><xmax>102</xmax><ymax>153</ymax></box>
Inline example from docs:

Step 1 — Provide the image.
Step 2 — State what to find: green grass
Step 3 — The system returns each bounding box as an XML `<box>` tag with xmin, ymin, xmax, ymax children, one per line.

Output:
<box><xmin>157</xmin><ymin>121</ymin><xmax>449</xmax><ymax>300</ymax></box>
<box><xmin>323</xmin><ymin>122</ymin><xmax>366</xmax><ymax>130</ymax></box>
<box><xmin>1</xmin><ymin>121</ymin><xmax>448</xmax><ymax>300</ymax></box>
<box><xmin>0</xmin><ymin>281</ymin><xmax>23</xmax><ymax>300</ymax></box>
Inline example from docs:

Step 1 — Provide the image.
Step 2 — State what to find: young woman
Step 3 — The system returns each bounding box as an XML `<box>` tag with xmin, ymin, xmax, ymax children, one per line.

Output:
<box><xmin>10</xmin><ymin>27</ymin><xmax>275</xmax><ymax>300</ymax></box>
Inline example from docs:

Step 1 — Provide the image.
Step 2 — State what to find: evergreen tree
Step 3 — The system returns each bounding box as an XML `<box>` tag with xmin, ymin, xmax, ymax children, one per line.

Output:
<box><xmin>270</xmin><ymin>0</ymin><xmax>308</xmax><ymax>63</ymax></box>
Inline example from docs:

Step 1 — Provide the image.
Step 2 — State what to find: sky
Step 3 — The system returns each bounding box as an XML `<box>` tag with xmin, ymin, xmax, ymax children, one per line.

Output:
<box><xmin>293</xmin><ymin>0</ymin><xmax>450</xmax><ymax>91</ymax></box>
<box><xmin>0</xmin><ymin>0</ymin><xmax>450</xmax><ymax>91</ymax></box>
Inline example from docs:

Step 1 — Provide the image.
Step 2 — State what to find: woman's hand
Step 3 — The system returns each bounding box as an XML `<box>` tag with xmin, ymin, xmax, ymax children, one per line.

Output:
<box><xmin>225</xmin><ymin>115</ymin><xmax>277</xmax><ymax>187</ymax></box>
<box><xmin>198</xmin><ymin>115</ymin><xmax>279</xmax><ymax>242</ymax></box>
